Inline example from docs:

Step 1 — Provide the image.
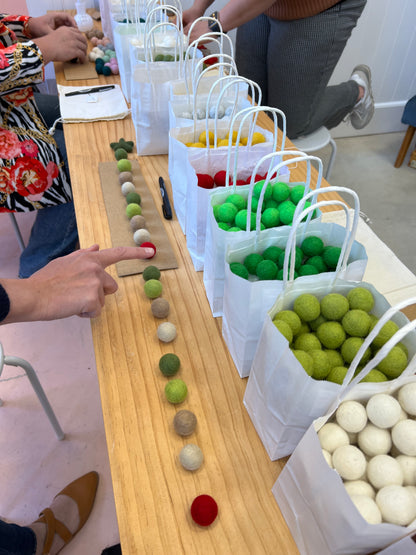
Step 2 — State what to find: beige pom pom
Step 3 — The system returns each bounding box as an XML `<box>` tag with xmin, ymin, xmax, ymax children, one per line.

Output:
<box><xmin>336</xmin><ymin>400</ymin><xmax>367</xmax><ymax>433</ymax></box>
<box><xmin>318</xmin><ymin>423</ymin><xmax>349</xmax><ymax>453</ymax></box>
<box><xmin>358</xmin><ymin>423</ymin><xmax>392</xmax><ymax>457</ymax></box>
<box><xmin>332</xmin><ymin>445</ymin><xmax>367</xmax><ymax>481</ymax></box>
<box><xmin>367</xmin><ymin>454</ymin><xmax>404</xmax><ymax>490</ymax></box>
<box><xmin>350</xmin><ymin>494</ymin><xmax>382</xmax><ymax>525</ymax></box>
<box><xmin>376</xmin><ymin>485</ymin><xmax>416</xmax><ymax>526</ymax></box>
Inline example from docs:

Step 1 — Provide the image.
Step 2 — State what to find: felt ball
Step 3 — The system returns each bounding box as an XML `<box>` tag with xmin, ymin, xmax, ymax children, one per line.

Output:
<box><xmin>244</xmin><ymin>253</ymin><xmax>263</xmax><ymax>274</ymax></box>
<box><xmin>190</xmin><ymin>495</ymin><xmax>218</xmax><ymax>526</ymax></box>
<box><xmin>325</xmin><ymin>349</ymin><xmax>344</xmax><ymax>369</ymax></box>
<box><xmin>336</xmin><ymin>400</ymin><xmax>368</xmax><ymax>433</ymax></box>
<box><xmin>278</xmin><ymin>248</ymin><xmax>303</xmax><ymax>271</ymax></box>
<box><xmin>235</xmin><ymin>209</ymin><xmax>256</xmax><ymax>231</ymax></box>
<box><xmin>228</xmin><ymin>227</ymin><xmax>241</xmax><ymax>232</ymax></box>
<box><xmin>344</xmin><ymin>480</ymin><xmax>376</xmax><ymax>500</ymax></box>
<box><xmin>121</xmin><ymin>181</ymin><xmax>136</xmax><ymax>196</ymax></box>
<box><xmin>322</xmin><ymin>246</ymin><xmax>342</xmax><ymax>269</ymax></box>
<box><xmin>278</xmin><ymin>200</ymin><xmax>296</xmax><ymax>225</ymax></box>
<box><xmin>318</xmin><ymin>422</ymin><xmax>350</xmax><ymax>453</ymax></box>
<box><xmin>289</xmin><ymin>184</ymin><xmax>306</xmax><ymax>205</ymax></box>
<box><xmin>133</xmin><ymin>229</ymin><xmax>151</xmax><ymax>245</ymax></box>
<box><xmin>95</xmin><ymin>64</ymin><xmax>103</xmax><ymax>74</ymax></box>
<box><xmin>158</xmin><ymin>322</ymin><xmax>177</xmax><ymax>343</ymax></box>
<box><xmin>392</xmin><ymin>419</ymin><xmax>416</xmax><ymax>456</ymax></box>
<box><xmin>151</xmin><ymin>298</ymin><xmax>170</xmax><ymax>319</ymax></box>
<box><xmin>371</xmin><ymin>320</ymin><xmax>400</xmax><ymax>349</ymax></box>
<box><xmin>358</xmin><ymin>424</ymin><xmax>392</xmax><ymax>456</ymax></box>
<box><xmin>218</xmin><ymin>222</ymin><xmax>230</xmax><ymax>231</ymax></box>
<box><xmin>117</xmin><ymin>159</ymin><xmax>132</xmax><ymax>173</ymax></box>
<box><xmin>396</xmin><ymin>455</ymin><xmax>416</xmax><ymax>486</ymax></box>
<box><xmin>197</xmin><ymin>174</ymin><xmax>214</xmax><ymax>189</ymax></box>
<box><xmin>179</xmin><ymin>444</ymin><xmax>204</xmax><ymax>471</ymax></box>
<box><xmin>214</xmin><ymin>170</ymin><xmax>229</xmax><ymax>187</ymax></box>
<box><xmin>376</xmin><ymin>485</ymin><xmax>416</xmax><ymax>526</ymax></box>
<box><xmin>301</xmin><ymin>236</ymin><xmax>324</xmax><ymax>257</ymax></box>
<box><xmin>159</xmin><ymin>353</ymin><xmax>180</xmax><ymax>377</ymax></box>
<box><xmin>262</xmin><ymin>245</ymin><xmax>284</xmax><ymax>263</ymax></box>
<box><xmin>173</xmin><ymin>409</ymin><xmax>197</xmax><ymax>436</ymax></box>
<box><xmin>273</xmin><ymin>310</ymin><xmax>302</xmax><ymax>335</ymax></box>
<box><xmin>298</xmin><ymin>264</ymin><xmax>319</xmax><ymax>276</ymax></box>
<box><xmin>341</xmin><ymin>337</ymin><xmax>371</xmax><ymax>365</ymax></box>
<box><xmin>118</xmin><ymin>170</ymin><xmax>133</xmax><ymax>184</ymax></box>
<box><xmin>322</xmin><ymin>449</ymin><xmax>332</xmax><ymax>467</ymax></box>
<box><xmin>253</xmin><ymin>181</ymin><xmax>272</xmax><ymax>200</ymax></box>
<box><xmin>229</xmin><ymin>262</ymin><xmax>249</xmax><ymax>279</ymax></box>
<box><xmin>126</xmin><ymin>191</ymin><xmax>141</xmax><ymax>205</ymax></box>
<box><xmin>102</xmin><ymin>66</ymin><xmax>111</xmax><ymax>76</ymax></box>
<box><xmin>366</xmin><ymin>393</ymin><xmax>402</xmax><ymax>429</ymax></box>
<box><xmin>277</xmin><ymin>268</ymin><xmax>299</xmax><ymax>281</ymax></box>
<box><xmin>256</xmin><ymin>259</ymin><xmax>278</xmax><ymax>280</ymax></box>
<box><xmin>307</xmin><ymin>255</ymin><xmax>328</xmax><ymax>273</ymax></box>
<box><xmin>327</xmin><ymin>365</ymin><xmax>350</xmax><ymax>384</ymax></box>
<box><xmin>261</xmin><ymin>207</ymin><xmax>280</xmax><ymax>228</ymax></box>
<box><xmin>367</xmin><ymin>455</ymin><xmax>404</xmax><ymax>489</ymax></box>
<box><xmin>218</xmin><ymin>202</ymin><xmax>238</xmax><ymax>224</ymax></box>
<box><xmin>226</xmin><ymin>193</ymin><xmax>246</xmax><ymax>211</ymax></box>
<box><xmin>398</xmin><ymin>382</ymin><xmax>416</xmax><ymax>416</ymax></box>
<box><xmin>126</xmin><ymin>203</ymin><xmax>141</xmax><ymax>219</ymax></box>
<box><xmin>293</xmin><ymin>332</ymin><xmax>322</xmax><ymax>352</ymax></box>
<box><xmin>140</xmin><ymin>242</ymin><xmax>156</xmax><ymax>256</ymax></box>
<box><xmin>347</xmin><ymin>287</ymin><xmax>375</xmax><ymax>312</ymax></box>
<box><xmin>316</xmin><ymin>321</ymin><xmax>346</xmax><ymax>349</ymax></box>
<box><xmin>342</xmin><ymin>309</ymin><xmax>372</xmax><ymax>337</ymax></box>
<box><xmin>293</xmin><ymin>293</ymin><xmax>321</xmax><ymax>322</ymax></box>
<box><xmin>309</xmin><ymin>315</ymin><xmax>327</xmax><ymax>332</ymax></box>
<box><xmin>144</xmin><ymin>279</ymin><xmax>162</xmax><ymax>299</ymax></box>
<box><xmin>320</xmin><ymin>293</ymin><xmax>349</xmax><ymax>321</ymax></box>
<box><xmin>292</xmin><ymin>349</ymin><xmax>313</xmax><ymax>376</ymax></box>
<box><xmin>273</xmin><ymin>320</ymin><xmax>293</xmax><ymax>343</ymax></box>
<box><xmin>115</xmin><ymin>147</ymin><xmax>128</xmax><ymax>160</ymax></box>
<box><xmin>272</xmin><ymin>181</ymin><xmax>290</xmax><ymax>202</ymax></box>
<box><xmin>165</xmin><ymin>378</ymin><xmax>187</xmax><ymax>404</ymax></box>
<box><xmin>309</xmin><ymin>349</ymin><xmax>331</xmax><ymax>380</ymax></box>
<box><xmin>142</xmin><ymin>265</ymin><xmax>161</xmax><ymax>281</ymax></box>
<box><xmin>332</xmin><ymin>444</ymin><xmax>367</xmax><ymax>481</ymax></box>
<box><xmin>110</xmin><ymin>64</ymin><xmax>119</xmax><ymax>75</ymax></box>
<box><xmin>350</xmin><ymin>495</ymin><xmax>382</xmax><ymax>525</ymax></box>
<box><xmin>377</xmin><ymin>346</ymin><xmax>408</xmax><ymax>379</ymax></box>
<box><xmin>360</xmin><ymin>369</ymin><xmax>389</xmax><ymax>383</ymax></box>
<box><xmin>130</xmin><ymin>215</ymin><xmax>146</xmax><ymax>232</ymax></box>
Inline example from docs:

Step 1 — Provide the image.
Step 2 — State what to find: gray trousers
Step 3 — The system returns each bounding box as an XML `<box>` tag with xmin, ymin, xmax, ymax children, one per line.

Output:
<box><xmin>235</xmin><ymin>0</ymin><xmax>367</xmax><ymax>139</ymax></box>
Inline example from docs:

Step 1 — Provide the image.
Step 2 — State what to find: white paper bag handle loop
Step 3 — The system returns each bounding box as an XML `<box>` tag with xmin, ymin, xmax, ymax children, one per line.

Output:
<box><xmin>188</xmin><ymin>16</ymin><xmax>224</xmax><ymax>44</ymax></box>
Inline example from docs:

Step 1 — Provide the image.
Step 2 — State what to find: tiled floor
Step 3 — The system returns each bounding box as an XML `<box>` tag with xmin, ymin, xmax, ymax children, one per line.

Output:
<box><xmin>0</xmin><ymin>212</ymin><xmax>119</xmax><ymax>554</ymax></box>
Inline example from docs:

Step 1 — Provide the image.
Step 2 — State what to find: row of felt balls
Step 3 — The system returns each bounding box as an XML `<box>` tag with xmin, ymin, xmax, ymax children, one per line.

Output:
<box><xmin>142</xmin><ymin>266</ymin><xmax>219</xmax><ymax>527</ymax></box>
<box><xmin>88</xmin><ymin>38</ymin><xmax>119</xmax><ymax>75</ymax></box>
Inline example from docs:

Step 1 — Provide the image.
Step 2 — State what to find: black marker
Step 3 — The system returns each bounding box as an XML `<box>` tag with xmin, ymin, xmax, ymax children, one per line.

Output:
<box><xmin>64</xmin><ymin>85</ymin><xmax>115</xmax><ymax>97</ymax></box>
<box><xmin>159</xmin><ymin>176</ymin><xmax>172</xmax><ymax>220</ymax></box>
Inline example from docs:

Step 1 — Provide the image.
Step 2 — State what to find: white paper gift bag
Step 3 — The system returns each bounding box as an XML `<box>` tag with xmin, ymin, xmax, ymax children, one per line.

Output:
<box><xmin>244</xmin><ymin>278</ymin><xmax>416</xmax><ymax>461</ymax></box>
<box><xmin>222</xmin><ymin>187</ymin><xmax>368</xmax><ymax>378</ymax></box>
<box><xmin>272</xmin><ymin>301</ymin><xmax>416</xmax><ymax>554</ymax></box>
<box><xmin>113</xmin><ymin>21</ymin><xmax>145</xmax><ymax>102</ymax></box>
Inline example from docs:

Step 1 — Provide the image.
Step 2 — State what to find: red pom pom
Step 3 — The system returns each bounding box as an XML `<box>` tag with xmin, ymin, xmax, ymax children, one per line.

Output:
<box><xmin>197</xmin><ymin>173</ymin><xmax>214</xmax><ymax>189</ymax></box>
<box><xmin>254</xmin><ymin>173</ymin><xmax>264</xmax><ymax>183</ymax></box>
<box><xmin>214</xmin><ymin>170</ymin><xmax>230</xmax><ymax>187</ymax></box>
<box><xmin>140</xmin><ymin>242</ymin><xmax>156</xmax><ymax>257</ymax></box>
<box><xmin>190</xmin><ymin>494</ymin><xmax>218</xmax><ymax>526</ymax></box>
<box><xmin>236</xmin><ymin>179</ymin><xmax>246</xmax><ymax>186</ymax></box>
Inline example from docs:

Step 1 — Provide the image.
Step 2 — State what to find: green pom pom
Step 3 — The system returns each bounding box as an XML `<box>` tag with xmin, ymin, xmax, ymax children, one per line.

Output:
<box><xmin>165</xmin><ymin>379</ymin><xmax>188</xmax><ymax>404</ymax></box>
<box><xmin>253</xmin><ymin>181</ymin><xmax>272</xmax><ymax>200</ymax></box>
<box><xmin>360</xmin><ymin>369</ymin><xmax>388</xmax><ymax>383</ymax></box>
<box><xmin>316</xmin><ymin>321</ymin><xmax>346</xmax><ymax>349</ymax></box>
<box><xmin>229</xmin><ymin>262</ymin><xmax>249</xmax><ymax>279</ymax></box>
<box><xmin>262</xmin><ymin>245</ymin><xmax>284</xmax><ymax>263</ymax></box>
<box><xmin>142</xmin><ymin>265</ymin><xmax>161</xmax><ymax>281</ymax></box>
<box><xmin>261</xmin><ymin>207</ymin><xmax>280</xmax><ymax>228</ymax></box>
<box><xmin>371</xmin><ymin>320</ymin><xmax>400</xmax><ymax>348</ymax></box>
<box><xmin>144</xmin><ymin>278</ymin><xmax>162</xmax><ymax>299</ymax></box>
<box><xmin>256</xmin><ymin>259</ymin><xmax>278</xmax><ymax>280</ymax></box>
<box><xmin>272</xmin><ymin>182</ymin><xmax>290</xmax><ymax>202</ymax></box>
<box><xmin>293</xmin><ymin>293</ymin><xmax>321</xmax><ymax>322</ymax></box>
<box><xmin>110</xmin><ymin>138</ymin><xmax>134</xmax><ymax>153</ymax></box>
<box><xmin>341</xmin><ymin>337</ymin><xmax>371</xmax><ymax>365</ymax></box>
<box><xmin>342</xmin><ymin>309</ymin><xmax>372</xmax><ymax>337</ymax></box>
<box><xmin>376</xmin><ymin>346</ymin><xmax>408</xmax><ymax>379</ymax></box>
<box><xmin>276</xmin><ymin>268</ymin><xmax>299</xmax><ymax>281</ymax></box>
<box><xmin>347</xmin><ymin>287</ymin><xmax>375</xmax><ymax>312</ymax></box>
<box><xmin>115</xmin><ymin>147</ymin><xmax>128</xmax><ymax>160</ymax></box>
<box><xmin>309</xmin><ymin>314</ymin><xmax>327</xmax><ymax>331</ymax></box>
<box><xmin>126</xmin><ymin>203</ymin><xmax>142</xmax><ymax>219</ymax></box>
<box><xmin>322</xmin><ymin>246</ymin><xmax>342</xmax><ymax>269</ymax></box>
<box><xmin>325</xmin><ymin>349</ymin><xmax>344</xmax><ymax>369</ymax></box>
<box><xmin>292</xmin><ymin>349</ymin><xmax>314</xmax><ymax>376</ymax></box>
<box><xmin>235</xmin><ymin>209</ymin><xmax>256</xmax><ymax>230</ymax></box>
<box><xmin>293</xmin><ymin>332</ymin><xmax>322</xmax><ymax>351</ymax></box>
<box><xmin>301</xmin><ymin>236</ymin><xmax>324</xmax><ymax>257</ymax></box>
<box><xmin>102</xmin><ymin>66</ymin><xmax>112</xmax><ymax>76</ymax></box>
<box><xmin>273</xmin><ymin>319</ymin><xmax>293</xmax><ymax>343</ymax></box>
<box><xmin>225</xmin><ymin>193</ymin><xmax>246</xmax><ymax>211</ymax></box>
<box><xmin>327</xmin><ymin>366</ymin><xmax>349</xmax><ymax>384</ymax></box>
<box><xmin>126</xmin><ymin>191</ymin><xmax>141</xmax><ymax>205</ymax></box>
<box><xmin>218</xmin><ymin>202</ymin><xmax>238</xmax><ymax>224</ymax></box>
<box><xmin>298</xmin><ymin>264</ymin><xmax>319</xmax><ymax>276</ymax></box>
<box><xmin>264</xmin><ymin>199</ymin><xmax>279</xmax><ymax>210</ymax></box>
<box><xmin>227</xmin><ymin>227</ymin><xmax>241</xmax><ymax>232</ymax></box>
<box><xmin>307</xmin><ymin>255</ymin><xmax>328</xmax><ymax>273</ymax></box>
<box><xmin>320</xmin><ymin>293</ymin><xmax>349</xmax><ymax>321</ymax></box>
<box><xmin>218</xmin><ymin>222</ymin><xmax>230</xmax><ymax>231</ymax></box>
<box><xmin>278</xmin><ymin>200</ymin><xmax>297</xmax><ymax>225</ymax></box>
<box><xmin>278</xmin><ymin>247</ymin><xmax>303</xmax><ymax>270</ymax></box>
<box><xmin>159</xmin><ymin>353</ymin><xmax>181</xmax><ymax>377</ymax></box>
<box><xmin>244</xmin><ymin>253</ymin><xmax>263</xmax><ymax>274</ymax></box>
<box><xmin>117</xmin><ymin>159</ymin><xmax>132</xmax><ymax>172</ymax></box>
<box><xmin>289</xmin><ymin>184</ymin><xmax>305</xmax><ymax>205</ymax></box>
<box><xmin>273</xmin><ymin>310</ymin><xmax>302</xmax><ymax>335</ymax></box>
<box><xmin>309</xmin><ymin>349</ymin><xmax>331</xmax><ymax>380</ymax></box>
<box><xmin>213</xmin><ymin>204</ymin><xmax>221</xmax><ymax>222</ymax></box>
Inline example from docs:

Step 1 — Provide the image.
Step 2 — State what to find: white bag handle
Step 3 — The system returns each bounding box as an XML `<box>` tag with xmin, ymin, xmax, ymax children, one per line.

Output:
<box><xmin>282</xmin><ymin>186</ymin><xmax>361</xmax><ymax>284</ymax></box>
<box><xmin>187</xmin><ymin>16</ymin><xmax>224</xmax><ymax>45</ymax></box>
<box><xmin>143</xmin><ymin>19</ymin><xmax>184</xmax><ymax>78</ymax></box>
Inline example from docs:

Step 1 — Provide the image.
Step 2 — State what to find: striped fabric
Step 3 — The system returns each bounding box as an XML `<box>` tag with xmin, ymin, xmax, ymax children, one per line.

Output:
<box><xmin>265</xmin><ymin>0</ymin><xmax>340</xmax><ymax>21</ymax></box>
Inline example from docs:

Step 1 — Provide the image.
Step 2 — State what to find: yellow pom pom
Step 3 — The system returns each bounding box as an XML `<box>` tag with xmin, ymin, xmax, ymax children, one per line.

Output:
<box><xmin>226</xmin><ymin>130</ymin><xmax>238</xmax><ymax>142</ymax></box>
<box><xmin>188</xmin><ymin>142</ymin><xmax>206</xmax><ymax>148</ymax></box>
<box><xmin>217</xmin><ymin>139</ymin><xmax>229</xmax><ymax>147</ymax></box>
<box><xmin>240</xmin><ymin>137</ymin><xmax>248</xmax><ymax>146</ymax></box>
<box><xmin>251</xmin><ymin>132</ymin><xmax>266</xmax><ymax>145</ymax></box>
<box><xmin>199</xmin><ymin>130</ymin><xmax>215</xmax><ymax>145</ymax></box>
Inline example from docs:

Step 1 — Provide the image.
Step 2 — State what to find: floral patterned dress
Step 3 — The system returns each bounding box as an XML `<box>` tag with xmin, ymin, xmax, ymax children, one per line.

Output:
<box><xmin>0</xmin><ymin>14</ymin><xmax>72</xmax><ymax>212</ymax></box>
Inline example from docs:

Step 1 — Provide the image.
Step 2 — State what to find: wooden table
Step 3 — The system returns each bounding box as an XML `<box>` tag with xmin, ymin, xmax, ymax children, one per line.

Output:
<box><xmin>54</xmin><ymin>47</ymin><xmax>416</xmax><ymax>554</ymax></box>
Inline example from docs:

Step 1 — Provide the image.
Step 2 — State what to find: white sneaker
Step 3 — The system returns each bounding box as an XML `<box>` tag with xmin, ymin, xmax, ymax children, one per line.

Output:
<box><xmin>349</xmin><ymin>64</ymin><xmax>374</xmax><ymax>129</ymax></box>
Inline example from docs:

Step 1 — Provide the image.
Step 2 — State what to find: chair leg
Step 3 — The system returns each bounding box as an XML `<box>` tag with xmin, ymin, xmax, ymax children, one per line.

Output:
<box><xmin>4</xmin><ymin>355</ymin><xmax>65</xmax><ymax>440</ymax></box>
<box><xmin>325</xmin><ymin>137</ymin><xmax>337</xmax><ymax>181</ymax></box>
<box><xmin>394</xmin><ymin>125</ymin><xmax>416</xmax><ymax>168</ymax></box>
<box><xmin>9</xmin><ymin>213</ymin><xmax>25</xmax><ymax>252</ymax></box>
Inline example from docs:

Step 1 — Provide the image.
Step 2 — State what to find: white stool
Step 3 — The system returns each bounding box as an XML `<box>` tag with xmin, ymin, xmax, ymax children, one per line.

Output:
<box><xmin>0</xmin><ymin>342</ymin><xmax>64</xmax><ymax>440</ymax></box>
<box><xmin>291</xmin><ymin>126</ymin><xmax>337</xmax><ymax>181</ymax></box>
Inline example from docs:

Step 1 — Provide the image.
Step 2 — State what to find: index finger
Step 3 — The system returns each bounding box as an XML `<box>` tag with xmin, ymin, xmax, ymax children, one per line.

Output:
<box><xmin>97</xmin><ymin>246</ymin><xmax>155</xmax><ymax>268</ymax></box>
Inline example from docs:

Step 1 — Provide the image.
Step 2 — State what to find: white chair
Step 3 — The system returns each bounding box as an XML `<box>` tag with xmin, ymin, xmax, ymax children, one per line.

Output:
<box><xmin>291</xmin><ymin>126</ymin><xmax>337</xmax><ymax>181</ymax></box>
<box><xmin>9</xmin><ymin>213</ymin><xmax>25</xmax><ymax>251</ymax></box>
<box><xmin>0</xmin><ymin>342</ymin><xmax>64</xmax><ymax>440</ymax></box>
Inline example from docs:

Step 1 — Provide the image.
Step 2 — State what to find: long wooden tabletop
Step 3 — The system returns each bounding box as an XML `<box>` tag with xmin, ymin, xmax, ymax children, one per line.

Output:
<box><xmin>54</xmin><ymin>32</ymin><xmax>415</xmax><ymax>553</ymax></box>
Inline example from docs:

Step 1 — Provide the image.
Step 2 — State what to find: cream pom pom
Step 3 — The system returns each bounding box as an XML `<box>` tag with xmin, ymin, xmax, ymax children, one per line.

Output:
<box><xmin>367</xmin><ymin>454</ymin><xmax>404</xmax><ymax>490</ymax></box>
<box><xmin>318</xmin><ymin>423</ymin><xmax>349</xmax><ymax>453</ymax></box>
<box><xmin>350</xmin><ymin>494</ymin><xmax>382</xmax><ymax>524</ymax></box>
<box><xmin>358</xmin><ymin>423</ymin><xmax>392</xmax><ymax>457</ymax></box>
<box><xmin>344</xmin><ymin>480</ymin><xmax>376</xmax><ymax>499</ymax></box>
<box><xmin>322</xmin><ymin>449</ymin><xmax>333</xmax><ymax>468</ymax></box>
<box><xmin>396</xmin><ymin>455</ymin><xmax>416</xmax><ymax>486</ymax></box>
<box><xmin>376</xmin><ymin>485</ymin><xmax>416</xmax><ymax>526</ymax></box>
<box><xmin>332</xmin><ymin>445</ymin><xmax>367</xmax><ymax>481</ymax></box>
<box><xmin>392</xmin><ymin>419</ymin><xmax>416</xmax><ymax>456</ymax></box>
<box><xmin>398</xmin><ymin>382</ymin><xmax>416</xmax><ymax>416</ymax></box>
<box><xmin>336</xmin><ymin>400</ymin><xmax>367</xmax><ymax>433</ymax></box>
<box><xmin>366</xmin><ymin>393</ymin><xmax>401</xmax><ymax>429</ymax></box>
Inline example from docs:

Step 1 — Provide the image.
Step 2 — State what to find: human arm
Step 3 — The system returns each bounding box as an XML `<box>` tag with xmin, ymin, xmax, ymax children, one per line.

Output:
<box><xmin>26</xmin><ymin>12</ymin><xmax>78</xmax><ymax>38</ymax></box>
<box><xmin>0</xmin><ymin>244</ymin><xmax>156</xmax><ymax>323</ymax></box>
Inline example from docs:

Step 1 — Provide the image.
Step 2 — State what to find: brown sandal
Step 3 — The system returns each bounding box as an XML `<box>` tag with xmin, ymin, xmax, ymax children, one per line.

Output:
<box><xmin>35</xmin><ymin>471</ymin><xmax>99</xmax><ymax>554</ymax></box>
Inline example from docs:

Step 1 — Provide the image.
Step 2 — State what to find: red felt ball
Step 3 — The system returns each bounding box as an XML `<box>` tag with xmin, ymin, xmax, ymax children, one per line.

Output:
<box><xmin>190</xmin><ymin>494</ymin><xmax>218</xmax><ymax>526</ymax></box>
<box><xmin>214</xmin><ymin>170</ymin><xmax>230</xmax><ymax>187</ymax></box>
<box><xmin>140</xmin><ymin>242</ymin><xmax>156</xmax><ymax>257</ymax></box>
<box><xmin>197</xmin><ymin>173</ymin><xmax>215</xmax><ymax>189</ymax></box>
<box><xmin>254</xmin><ymin>173</ymin><xmax>264</xmax><ymax>182</ymax></box>
<box><xmin>236</xmin><ymin>179</ymin><xmax>246</xmax><ymax>186</ymax></box>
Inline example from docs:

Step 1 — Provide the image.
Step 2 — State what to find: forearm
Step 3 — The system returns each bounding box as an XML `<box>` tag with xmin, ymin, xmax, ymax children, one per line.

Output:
<box><xmin>0</xmin><ymin>279</ymin><xmax>39</xmax><ymax>324</ymax></box>
<box><xmin>218</xmin><ymin>0</ymin><xmax>276</xmax><ymax>32</ymax></box>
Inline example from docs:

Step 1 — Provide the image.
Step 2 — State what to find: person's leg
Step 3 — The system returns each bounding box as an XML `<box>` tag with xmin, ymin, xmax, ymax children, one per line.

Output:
<box><xmin>19</xmin><ymin>202</ymin><xmax>79</xmax><ymax>278</ymax></box>
<box><xmin>0</xmin><ymin>520</ymin><xmax>36</xmax><ymax>555</ymax></box>
<box><xmin>266</xmin><ymin>0</ymin><xmax>367</xmax><ymax>139</ymax></box>
<box><xmin>236</xmin><ymin>15</ymin><xmax>270</xmax><ymax>105</ymax></box>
